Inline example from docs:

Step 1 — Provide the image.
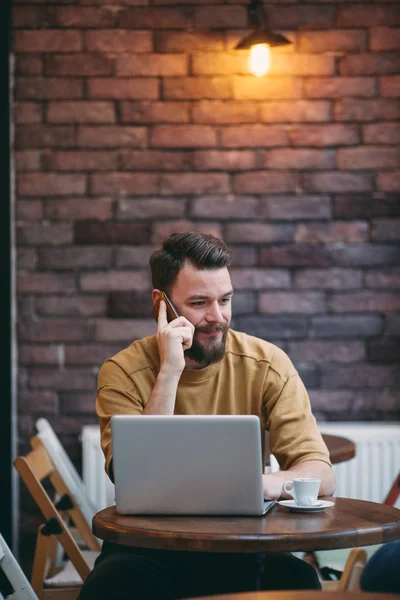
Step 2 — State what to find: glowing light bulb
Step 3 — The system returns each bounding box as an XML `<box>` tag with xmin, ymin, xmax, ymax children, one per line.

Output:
<box><xmin>248</xmin><ymin>43</ymin><xmax>270</xmax><ymax>77</ymax></box>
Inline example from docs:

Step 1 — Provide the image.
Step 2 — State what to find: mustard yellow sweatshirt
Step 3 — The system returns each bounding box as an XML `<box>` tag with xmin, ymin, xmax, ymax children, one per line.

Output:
<box><xmin>96</xmin><ymin>329</ymin><xmax>331</xmax><ymax>477</ymax></box>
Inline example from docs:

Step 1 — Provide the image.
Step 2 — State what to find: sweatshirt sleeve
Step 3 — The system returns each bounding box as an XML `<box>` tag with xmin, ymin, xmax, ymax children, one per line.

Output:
<box><xmin>96</xmin><ymin>359</ymin><xmax>144</xmax><ymax>479</ymax></box>
<box><xmin>263</xmin><ymin>348</ymin><xmax>331</xmax><ymax>471</ymax></box>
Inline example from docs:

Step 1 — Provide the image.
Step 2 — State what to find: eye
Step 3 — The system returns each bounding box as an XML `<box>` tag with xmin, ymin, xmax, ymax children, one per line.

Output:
<box><xmin>190</xmin><ymin>301</ymin><xmax>205</xmax><ymax>307</ymax></box>
<box><xmin>219</xmin><ymin>297</ymin><xmax>232</xmax><ymax>304</ymax></box>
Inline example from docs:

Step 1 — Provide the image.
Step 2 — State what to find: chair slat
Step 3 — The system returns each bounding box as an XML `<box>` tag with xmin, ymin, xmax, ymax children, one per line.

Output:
<box><xmin>24</xmin><ymin>445</ymin><xmax>54</xmax><ymax>481</ymax></box>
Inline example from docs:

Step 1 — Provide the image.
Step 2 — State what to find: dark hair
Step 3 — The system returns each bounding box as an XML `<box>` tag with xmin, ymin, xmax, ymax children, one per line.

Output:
<box><xmin>149</xmin><ymin>232</ymin><xmax>232</xmax><ymax>292</ymax></box>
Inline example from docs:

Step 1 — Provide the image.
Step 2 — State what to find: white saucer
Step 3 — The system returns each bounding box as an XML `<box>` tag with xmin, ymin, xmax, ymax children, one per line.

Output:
<box><xmin>278</xmin><ymin>500</ymin><xmax>334</xmax><ymax>513</ymax></box>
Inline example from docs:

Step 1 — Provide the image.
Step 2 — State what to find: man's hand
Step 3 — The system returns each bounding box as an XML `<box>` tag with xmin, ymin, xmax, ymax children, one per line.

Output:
<box><xmin>263</xmin><ymin>472</ymin><xmax>286</xmax><ymax>500</ymax></box>
<box><xmin>156</xmin><ymin>300</ymin><xmax>195</xmax><ymax>376</ymax></box>
<box><xmin>262</xmin><ymin>460</ymin><xmax>335</xmax><ymax>500</ymax></box>
<box><xmin>143</xmin><ymin>300</ymin><xmax>194</xmax><ymax>415</ymax></box>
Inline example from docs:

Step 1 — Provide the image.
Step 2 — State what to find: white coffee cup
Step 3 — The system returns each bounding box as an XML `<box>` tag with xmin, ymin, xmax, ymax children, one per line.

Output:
<box><xmin>283</xmin><ymin>478</ymin><xmax>321</xmax><ymax>506</ymax></box>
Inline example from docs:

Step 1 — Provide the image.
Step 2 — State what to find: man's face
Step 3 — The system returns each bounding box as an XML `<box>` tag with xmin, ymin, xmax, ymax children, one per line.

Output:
<box><xmin>170</xmin><ymin>263</ymin><xmax>233</xmax><ymax>366</ymax></box>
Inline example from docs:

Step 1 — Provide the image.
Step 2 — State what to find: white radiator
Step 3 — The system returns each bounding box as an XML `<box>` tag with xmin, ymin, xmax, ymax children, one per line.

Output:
<box><xmin>318</xmin><ymin>422</ymin><xmax>400</xmax><ymax>508</ymax></box>
<box><xmin>81</xmin><ymin>425</ymin><xmax>115</xmax><ymax>514</ymax></box>
<box><xmin>81</xmin><ymin>422</ymin><xmax>400</xmax><ymax>513</ymax></box>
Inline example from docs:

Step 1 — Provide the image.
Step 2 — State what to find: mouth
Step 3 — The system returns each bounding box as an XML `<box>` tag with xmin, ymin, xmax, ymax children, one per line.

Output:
<box><xmin>198</xmin><ymin>330</ymin><xmax>222</xmax><ymax>337</ymax></box>
<box><xmin>196</xmin><ymin>326</ymin><xmax>226</xmax><ymax>336</ymax></box>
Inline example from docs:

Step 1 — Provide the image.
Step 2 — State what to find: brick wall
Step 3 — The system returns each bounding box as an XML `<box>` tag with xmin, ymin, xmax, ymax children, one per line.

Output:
<box><xmin>12</xmin><ymin>0</ymin><xmax>400</xmax><ymax>564</ymax></box>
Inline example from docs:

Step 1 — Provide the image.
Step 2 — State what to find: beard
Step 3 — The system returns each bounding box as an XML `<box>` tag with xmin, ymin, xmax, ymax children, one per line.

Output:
<box><xmin>184</xmin><ymin>322</ymin><xmax>229</xmax><ymax>366</ymax></box>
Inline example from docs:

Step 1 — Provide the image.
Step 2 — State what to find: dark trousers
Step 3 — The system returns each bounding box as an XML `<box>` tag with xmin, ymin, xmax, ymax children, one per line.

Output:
<box><xmin>360</xmin><ymin>541</ymin><xmax>400</xmax><ymax>595</ymax></box>
<box><xmin>77</xmin><ymin>542</ymin><xmax>321</xmax><ymax>599</ymax></box>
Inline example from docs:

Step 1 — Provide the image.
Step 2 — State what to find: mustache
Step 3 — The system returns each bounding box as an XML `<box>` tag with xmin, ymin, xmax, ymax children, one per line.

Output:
<box><xmin>195</xmin><ymin>323</ymin><xmax>228</xmax><ymax>334</ymax></box>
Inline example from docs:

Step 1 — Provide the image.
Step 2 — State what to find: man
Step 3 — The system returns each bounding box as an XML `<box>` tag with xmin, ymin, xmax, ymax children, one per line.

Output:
<box><xmin>78</xmin><ymin>232</ymin><xmax>335</xmax><ymax>600</ymax></box>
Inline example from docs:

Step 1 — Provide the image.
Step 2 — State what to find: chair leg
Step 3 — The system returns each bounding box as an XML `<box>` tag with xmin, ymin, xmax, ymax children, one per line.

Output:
<box><xmin>41</xmin><ymin>589</ymin><xmax>81</xmax><ymax>600</ymax></box>
<box><xmin>337</xmin><ymin>548</ymin><xmax>367</xmax><ymax>591</ymax></box>
<box><xmin>30</xmin><ymin>525</ymin><xmax>84</xmax><ymax>600</ymax></box>
<box><xmin>384</xmin><ymin>471</ymin><xmax>400</xmax><ymax>506</ymax></box>
<box><xmin>31</xmin><ymin>526</ymin><xmax>51</xmax><ymax>598</ymax></box>
<box><xmin>302</xmin><ymin>551</ymin><xmax>323</xmax><ymax>583</ymax></box>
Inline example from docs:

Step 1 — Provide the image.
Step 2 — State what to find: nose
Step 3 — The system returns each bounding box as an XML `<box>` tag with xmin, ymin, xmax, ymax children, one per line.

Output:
<box><xmin>205</xmin><ymin>301</ymin><xmax>224</xmax><ymax>323</ymax></box>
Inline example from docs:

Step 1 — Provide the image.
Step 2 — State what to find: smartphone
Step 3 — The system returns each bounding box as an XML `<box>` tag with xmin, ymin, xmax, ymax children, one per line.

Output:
<box><xmin>152</xmin><ymin>291</ymin><xmax>179</xmax><ymax>323</ymax></box>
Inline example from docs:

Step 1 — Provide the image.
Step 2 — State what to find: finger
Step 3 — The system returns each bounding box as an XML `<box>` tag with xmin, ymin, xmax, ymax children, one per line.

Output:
<box><xmin>163</xmin><ymin>325</ymin><xmax>194</xmax><ymax>348</ymax></box>
<box><xmin>169</xmin><ymin>315</ymin><xmax>195</xmax><ymax>334</ymax></box>
<box><xmin>170</xmin><ymin>316</ymin><xmax>193</xmax><ymax>330</ymax></box>
<box><xmin>182</xmin><ymin>337</ymin><xmax>193</xmax><ymax>351</ymax></box>
<box><xmin>180</xmin><ymin>327</ymin><xmax>194</xmax><ymax>350</ymax></box>
<box><xmin>157</xmin><ymin>300</ymin><xmax>168</xmax><ymax>329</ymax></box>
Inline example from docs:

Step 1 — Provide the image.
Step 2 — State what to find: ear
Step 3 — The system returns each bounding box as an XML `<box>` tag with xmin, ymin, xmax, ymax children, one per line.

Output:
<box><xmin>152</xmin><ymin>289</ymin><xmax>162</xmax><ymax>303</ymax></box>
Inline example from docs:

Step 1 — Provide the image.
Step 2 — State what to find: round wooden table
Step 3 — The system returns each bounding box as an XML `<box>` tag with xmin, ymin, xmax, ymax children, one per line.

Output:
<box><xmin>93</xmin><ymin>497</ymin><xmax>400</xmax><ymax>554</ymax></box>
<box><xmin>322</xmin><ymin>434</ymin><xmax>355</xmax><ymax>465</ymax></box>
<box><xmin>191</xmin><ymin>592</ymin><xmax>399</xmax><ymax>600</ymax></box>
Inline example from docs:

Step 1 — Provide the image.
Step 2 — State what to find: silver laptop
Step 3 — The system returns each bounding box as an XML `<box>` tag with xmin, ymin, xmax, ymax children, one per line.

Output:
<box><xmin>111</xmin><ymin>414</ymin><xmax>276</xmax><ymax>516</ymax></box>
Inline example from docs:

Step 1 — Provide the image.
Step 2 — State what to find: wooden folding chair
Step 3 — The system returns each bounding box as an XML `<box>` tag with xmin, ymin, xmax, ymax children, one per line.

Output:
<box><xmin>0</xmin><ymin>533</ymin><xmax>38</xmax><ymax>600</ymax></box>
<box><xmin>34</xmin><ymin>419</ymin><xmax>98</xmax><ymax>532</ymax></box>
<box><xmin>14</xmin><ymin>441</ymin><xmax>99</xmax><ymax>599</ymax></box>
<box><xmin>305</xmin><ymin>547</ymin><xmax>368</xmax><ymax>592</ymax></box>
<box><xmin>333</xmin><ymin>548</ymin><xmax>368</xmax><ymax>591</ymax></box>
<box><xmin>30</xmin><ymin>436</ymin><xmax>101</xmax><ymax>554</ymax></box>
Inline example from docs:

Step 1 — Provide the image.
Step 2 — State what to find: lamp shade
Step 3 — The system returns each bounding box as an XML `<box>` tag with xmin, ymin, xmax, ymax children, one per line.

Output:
<box><xmin>235</xmin><ymin>29</ymin><xmax>291</xmax><ymax>50</ymax></box>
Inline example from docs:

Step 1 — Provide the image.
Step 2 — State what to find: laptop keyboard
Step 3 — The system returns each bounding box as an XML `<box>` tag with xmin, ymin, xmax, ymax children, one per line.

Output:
<box><xmin>263</xmin><ymin>500</ymin><xmax>276</xmax><ymax>514</ymax></box>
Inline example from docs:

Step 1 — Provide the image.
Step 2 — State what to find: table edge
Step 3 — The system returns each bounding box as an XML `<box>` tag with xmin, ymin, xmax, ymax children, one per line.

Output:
<box><xmin>93</xmin><ymin>498</ymin><xmax>400</xmax><ymax>553</ymax></box>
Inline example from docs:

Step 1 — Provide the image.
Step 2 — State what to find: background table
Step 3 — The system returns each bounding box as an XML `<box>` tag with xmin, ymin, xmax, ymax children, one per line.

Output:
<box><xmin>322</xmin><ymin>434</ymin><xmax>355</xmax><ymax>465</ymax></box>
<box><xmin>93</xmin><ymin>497</ymin><xmax>400</xmax><ymax>554</ymax></box>
<box><xmin>265</xmin><ymin>433</ymin><xmax>355</xmax><ymax>471</ymax></box>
